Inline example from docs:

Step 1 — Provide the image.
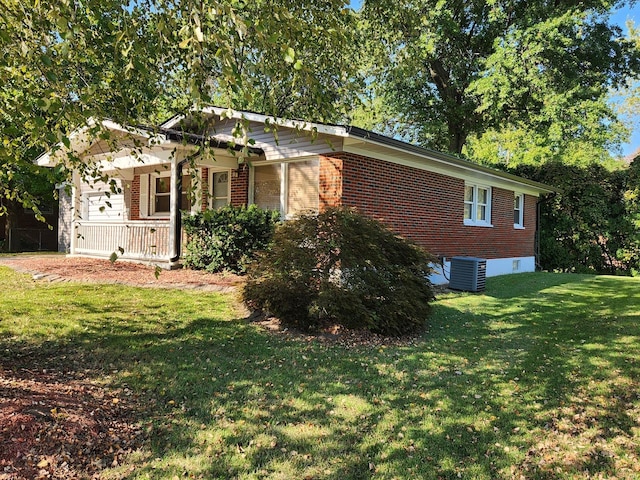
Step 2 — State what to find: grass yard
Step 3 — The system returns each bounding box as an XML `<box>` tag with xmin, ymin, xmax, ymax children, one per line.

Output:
<box><xmin>1</xmin><ymin>267</ymin><xmax>640</xmax><ymax>479</ymax></box>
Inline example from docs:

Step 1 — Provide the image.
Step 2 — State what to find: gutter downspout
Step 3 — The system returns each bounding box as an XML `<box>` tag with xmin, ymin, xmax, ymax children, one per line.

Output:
<box><xmin>169</xmin><ymin>158</ymin><xmax>189</xmax><ymax>265</ymax></box>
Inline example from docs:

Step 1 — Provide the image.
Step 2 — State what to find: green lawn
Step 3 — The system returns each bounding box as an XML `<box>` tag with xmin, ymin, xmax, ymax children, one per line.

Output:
<box><xmin>1</xmin><ymin>267</ymin><xmax>640</xmax><ymax>479</ymax></box>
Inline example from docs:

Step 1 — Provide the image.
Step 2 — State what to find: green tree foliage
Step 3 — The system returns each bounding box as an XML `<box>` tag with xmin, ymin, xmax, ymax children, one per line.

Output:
<box><xmin>514</xmin><ymin>162</ymin><xmax>640</xmax><ymax>275</ymax></box>
<box><xmin>1</xmin><ymin>0</ymin><xmax>359</xmax><ymax>214</ymax></box>
<box><xmin>360</xmin><ymin>0</ymin><xmax>639</xmax><ymax>155</ymax></box>
<box><xmin>243</xmin><ymin>207</ymin><xmax>437</xmax><ymax>336</ymax></box>
<box><xmin>182</xmin><ymin>205</ymin><xmax>280</xmax><ymax>274</ymax></box>
<box><xmin>464</xmin><ymin>126</ymin><xmax>626</xmax><ymax>168</ymax></box>
<box><xmin>152</xmin><ymin>0</ymin><xmax>360</xmax><ymax>122</ymax></box>
<box><xmin>614</xmin><ymin>20</ymin><xmax>640</xmax><ymax>147</ymax></box>
<box><xmin>1</xmin><ymin>0</ymin><xmax>167</xmax><ymax>214</ymax></box>
<box><xmin>620</xmin><ymin>156</ymin><xmax>640</xmax><ymax>272</ymax></box>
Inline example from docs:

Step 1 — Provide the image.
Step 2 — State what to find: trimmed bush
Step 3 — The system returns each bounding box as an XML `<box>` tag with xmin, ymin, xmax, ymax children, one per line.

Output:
<box><xmin>183</xmin><ymin>205</ymin><xmax>280</xmax><ymax>274</ymax></box>
<box><xmin>242</xmin><ymin>207</ymin><xmax>437</xmax><ymax>336</ymax></box>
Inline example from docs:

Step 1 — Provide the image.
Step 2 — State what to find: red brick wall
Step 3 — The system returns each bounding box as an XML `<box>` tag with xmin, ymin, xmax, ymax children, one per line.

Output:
<box><xmin>200</xmin><ymin>168</ymin><xmax>209</xmax><ymax>211</ymax></box>
<box><xmin>319</xmin><ymin>156</ymin><xmax>343</xmax><ymax>207</ymax></box>
<box><xmin>320</xmin><ymin>152</ymin><xmax>537</xmax><ymax>260</ymax></box>
<box><xmin>231</xmin><ymin>165</ymin><xmax>249</xmax><ymax>207</ymax></box>
<box><xmin>130</xmin><ymin>175</ymin><xmax>141</xmax><ymax>220</ymax></box>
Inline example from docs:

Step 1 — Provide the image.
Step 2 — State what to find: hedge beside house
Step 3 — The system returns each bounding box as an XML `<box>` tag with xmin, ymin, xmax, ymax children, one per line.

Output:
<box><xmin>182</xmin><ymin>205</ymin><xmax>280</xmax><ymax>274</ymax></box>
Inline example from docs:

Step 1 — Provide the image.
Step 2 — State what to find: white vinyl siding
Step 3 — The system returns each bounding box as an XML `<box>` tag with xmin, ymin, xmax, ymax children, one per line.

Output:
<box><xmin>84</xmin><ymin>192</ymin><xmax>124</xmax><ymax>221</ymax></box>
<box><xmin>464</xmin><ymin>184</ymin><xmax>492</xmax><ymax>227</ymax></box>
<box><xmin>207</xmin><ymin>120</ymin><xmax>342</xmax><ymax>161</ymax></box>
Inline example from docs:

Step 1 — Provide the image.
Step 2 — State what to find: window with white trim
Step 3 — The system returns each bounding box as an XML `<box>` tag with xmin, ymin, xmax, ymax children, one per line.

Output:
<box><xmin>251</xmin><ymin>159</ymin><xmax>319</xmax><ymax>216</ymax></box>
<box><xmin>514</xmin><ymin>193</ymin><xmax>524</xmax><ymax>228</ymax></box>
<box><xmin>152</xmin><ymin>174</ymin><xmax>171</xmax><ymax>215</ymax></box>
<box><xmin>464</xmin><ymin>184</ymin><xmax>492</xmax><ymax>226</ymax></box>
<box><xmin>209</xmin><ymin>170</ymin><xmax>230</xmax><ymax>209</ymax></box>
<box><xmin>149</xmin><ymin>172</ymin><xmax>192</xmax><ymax>216</ymax></box>
<box><xmin>253</xmin><ymin>164</ymin><xmax>282</xmax><ymax>211</ymax></box>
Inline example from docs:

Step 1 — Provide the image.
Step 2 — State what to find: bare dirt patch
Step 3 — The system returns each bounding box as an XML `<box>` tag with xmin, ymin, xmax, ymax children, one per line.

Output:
<box><xmin>0</xmin><ymin>255</ymin><xmax>242</xmax><ymax>292</ymax></box>
<box><xmin>249</xmin><ymin>312</ymin><xmax>425</xmax><ymax>348</ymax></box>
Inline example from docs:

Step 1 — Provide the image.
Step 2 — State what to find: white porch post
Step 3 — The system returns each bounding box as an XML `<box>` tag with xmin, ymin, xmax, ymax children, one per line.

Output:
<box><xmin>70</xmin><ymin>171</ymin><xmax>81</xmax><ymax>255</ymax></box>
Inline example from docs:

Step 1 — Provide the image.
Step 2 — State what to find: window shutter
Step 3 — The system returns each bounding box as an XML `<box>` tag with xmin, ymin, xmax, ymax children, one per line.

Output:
<box><xmin>139</xmin><ymin>174</ymin><xmax>149</xmax><ymax>217</ymax></box>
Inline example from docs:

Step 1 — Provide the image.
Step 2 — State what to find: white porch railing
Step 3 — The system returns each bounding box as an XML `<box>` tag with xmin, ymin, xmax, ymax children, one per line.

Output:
<box><xmin>75</xmin><ymin>221</ymin><xmax>174</xmax><ymax>261</ymax></box>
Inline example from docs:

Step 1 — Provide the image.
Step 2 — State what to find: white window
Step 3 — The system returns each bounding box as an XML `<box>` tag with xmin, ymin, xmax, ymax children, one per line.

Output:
<box><xmin>287</xmin><ymin>160</ymin><xmax>319</xmax><ymax>215</ymax></box>
<box><xmin>464</xmin><ymin>184</ymin><xmax>492</xmax><ymax>227</ymax></box>
<box><xmin>514</xmin><ymin>193</ymin><xmax>525</xmax><ymax>229</ymax></box>
<box><xmin>251</xmin><ymin>159</ymin><xmax>319</xmax><ymax>216</ymax></box>
<box><xmin>253</xmin><ymin>164</ymin><xmax>282</xmax><ymax>211</ymax></box>
<box><xmin>151</xmin><ymin>174</ymin><xmax>171</xmax><ymax>215</ymax></box>
<box><xmin>209</xmin><ymin>170</ymin><xmax>230</xmax><ymax>209</ymax></box>
<box><xmin>147</xmin><ymin>172</ymin><xmax>192</xmax><ymax>217</ymax></box>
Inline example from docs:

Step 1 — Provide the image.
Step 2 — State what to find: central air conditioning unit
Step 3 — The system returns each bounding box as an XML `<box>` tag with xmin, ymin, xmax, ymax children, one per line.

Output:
<box><xmin>449</xmin><ymin>256</ymin><xmax>487</xmax><ymax>292</ymax></box>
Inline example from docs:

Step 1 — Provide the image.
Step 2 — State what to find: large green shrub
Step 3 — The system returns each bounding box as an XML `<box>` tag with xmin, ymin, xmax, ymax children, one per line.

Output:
<box><xmin>242</xmin><ymin>207</ymin><xmax>437</xmax><ymax>336</ymax></box>
<box><xmin>183</xmin><ymin>205</ymin><xmax>280</xmax><ymax>274</ymax></box>
<box><xmin>514</xmin><ymin>161</ymin><xmax>640</xmax><ymax>275</ymax></box>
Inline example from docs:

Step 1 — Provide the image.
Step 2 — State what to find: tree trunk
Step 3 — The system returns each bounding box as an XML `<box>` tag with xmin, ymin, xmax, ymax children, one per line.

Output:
<box><xmin>447</xmin><ymin>122</ymin><xmax>467</xmax><ymax>155</ymax></box>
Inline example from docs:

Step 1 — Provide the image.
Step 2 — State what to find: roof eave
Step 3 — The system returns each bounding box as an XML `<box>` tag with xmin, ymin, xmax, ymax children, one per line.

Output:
<box><xmin>35</xmin><ymin>119</ymin><xmax>162</xmax><ymax>167</ymax></box>
<box><xmin>344</xmin><ymin>126</ymin><xmax>557</xmax><ymax>195</ymax></box>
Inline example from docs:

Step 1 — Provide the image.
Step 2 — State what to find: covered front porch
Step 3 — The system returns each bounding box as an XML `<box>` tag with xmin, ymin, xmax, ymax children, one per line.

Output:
<box><xmin>39</xmin><ymin>120</ymin><xmax>262</xmax><ymax>267</ymax></box>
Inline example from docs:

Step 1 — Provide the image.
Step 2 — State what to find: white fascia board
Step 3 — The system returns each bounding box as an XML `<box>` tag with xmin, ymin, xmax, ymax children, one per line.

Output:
<box><xmin>95</xmin><ymin>144</ymin><xmax>240</xmax><ymax>172</ymax></box>
<box><xmin>97</xmin><ymin>153</ymin><xmax>170</xmax><ymax>171</ymax></box>
<box><xmin>35</xmin><ymin>120</ymin><xmax>167</xmax><ymax>167</ymax></box>
<box><xmin>99</xmin><ymin>120</ymin><xmax>153</xmax><ymax>139</ymax></box>
<box><xmin>167</xmin><ymin>105</ymin><xmax>348</xmax><ymax>137</ymax></box>
<box><xmin>343</xmin><ymin>139</ymin><xmax>552</xmax><ymax>197</ymax></box>
<box><xmin>159</xmin><ymin>114</ymin><xmax>185</xmax><ymax>129</ymax></box>
<box><xmin>200</xmin><ymin>106</ymin><xmax>350</xmax><ymax>137</ymax></box>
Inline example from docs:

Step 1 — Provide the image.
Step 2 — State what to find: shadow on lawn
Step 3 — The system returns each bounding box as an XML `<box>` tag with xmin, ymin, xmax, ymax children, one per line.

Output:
<box><xmin>2</xmin><ymin>273</ymin><xmax>640</xmax><ymax>479</ymax></box>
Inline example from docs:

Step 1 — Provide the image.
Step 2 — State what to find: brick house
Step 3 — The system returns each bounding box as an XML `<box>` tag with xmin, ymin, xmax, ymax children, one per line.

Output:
<box><xmin>37</xmin><ymin>107</ymin><xmax>554</xmax><ymax>283</ymax></box>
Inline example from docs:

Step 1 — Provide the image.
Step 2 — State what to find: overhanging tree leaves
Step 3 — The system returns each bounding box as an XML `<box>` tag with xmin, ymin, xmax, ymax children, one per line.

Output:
<box><xmin>1</xmin><ymin>0</ymin><xmax>359</xmax><ymax>213</ymax></box>
<box><xmin>1</xmin><ymin>0</ymin><xmax>166</xmax><ymax>212</ymax></box>
<box><xmin>360</xmin><ymin>0</ymin><xmax>640</xmax><ymax>155</ymax></box>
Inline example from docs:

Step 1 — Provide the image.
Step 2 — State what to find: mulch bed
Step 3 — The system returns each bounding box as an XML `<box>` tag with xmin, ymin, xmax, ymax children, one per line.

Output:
<box><xmin>0</xmin><ymin>255</ymin><xmax>242</xmax><ymax>292</ymax></box>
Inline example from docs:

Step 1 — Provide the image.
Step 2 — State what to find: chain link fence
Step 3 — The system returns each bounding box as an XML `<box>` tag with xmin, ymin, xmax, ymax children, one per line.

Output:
<box><xmin>4</xmin><ymin>228</ymin><xmax>57</xmax><ymax>252</ymax></box>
